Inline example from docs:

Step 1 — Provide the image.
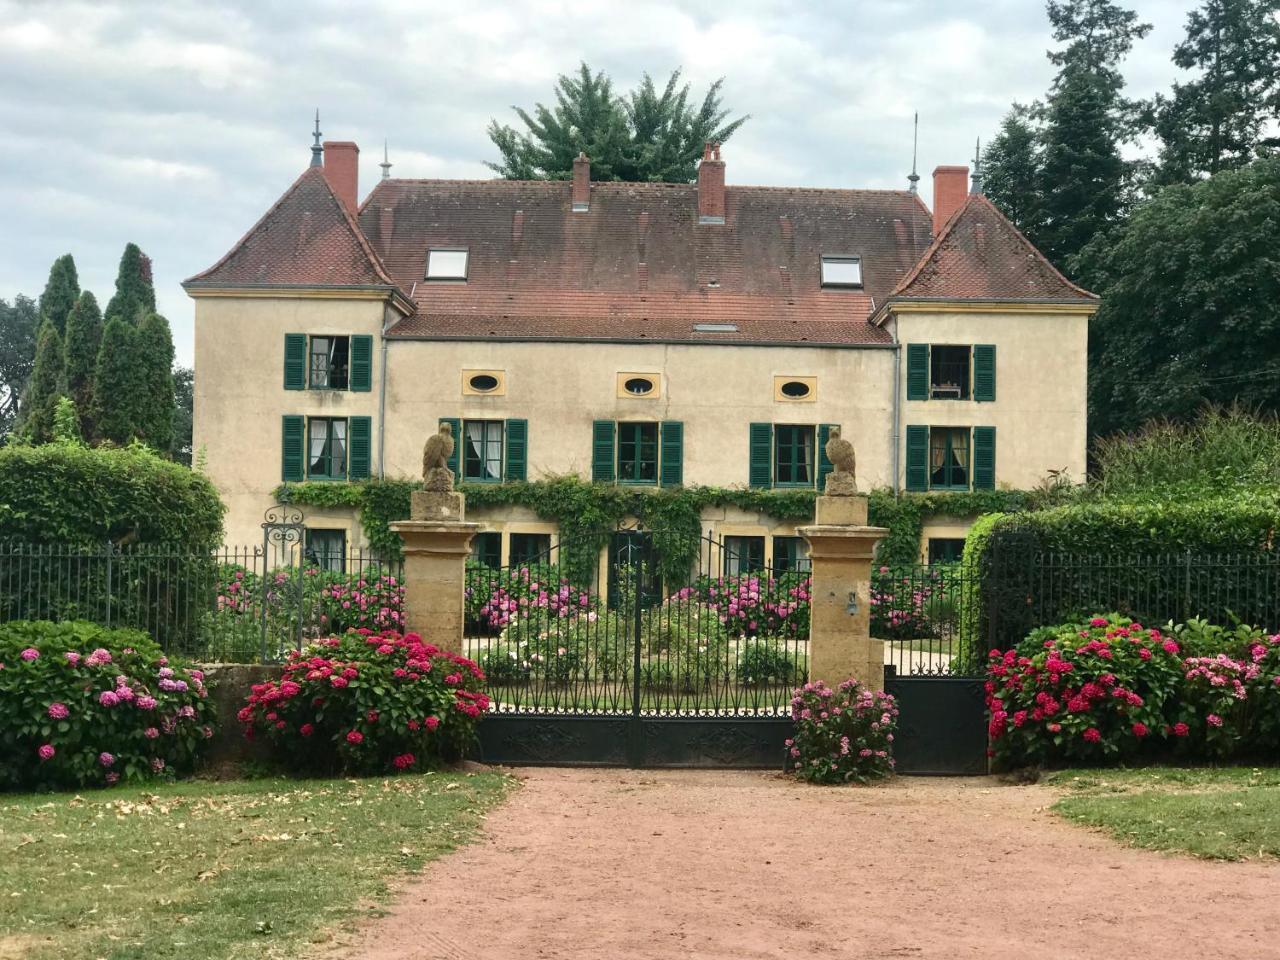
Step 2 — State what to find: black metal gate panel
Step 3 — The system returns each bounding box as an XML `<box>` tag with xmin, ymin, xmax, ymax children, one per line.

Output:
<box><xmin>884</xmin><ymin>676</ymin><xmax>988</xmax><ymax>775</ymax></box>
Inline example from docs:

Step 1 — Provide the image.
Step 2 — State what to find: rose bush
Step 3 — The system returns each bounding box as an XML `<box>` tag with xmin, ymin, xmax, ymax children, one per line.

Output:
<box><xmin>788</xmin><ymin>678</ymin><xmax>897</xmax><ymax>784</ymax></box>
<box><xmin>0</xmin><ymin>620</ymin><xmax>214</xmax><ymax>789</ymax></box>
<box><xmin>240</xmin><ymin>629</ymin><xmax>487</xmax><ymax>774</ymax></box>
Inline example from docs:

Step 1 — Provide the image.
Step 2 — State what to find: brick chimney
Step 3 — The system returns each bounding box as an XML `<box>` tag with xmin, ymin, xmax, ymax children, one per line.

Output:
<box><xmin>572</xmin><ymin>152</ymin><xmax>590</xmax><ymax>212</ymax></box>
<box><xmin>697</xmin><ymin>142</ymin><xmax>725</xmax><ymax>225</ymax></box>
<box><xmin>323</xmin><ymin>141</ymin><xmax>360</xmax><ymax>215</ymax></box>
<box><xmin>932</xmin><ymin>165</ymin><xmax>969</xmax><ymax>235</ymax></box>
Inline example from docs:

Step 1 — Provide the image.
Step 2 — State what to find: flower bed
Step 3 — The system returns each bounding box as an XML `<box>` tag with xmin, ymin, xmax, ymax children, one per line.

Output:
<box><xmin>0</xmin><ymin>620</ymin><xmax>214</xmax><ymax>789</ymax></box>
<box><xmin>788</xmin><ymin>678</ymin><xmax>898</xmax><ymax>784</ymax></box>
<box><xmin>239</xmin><ymin>629</ymin><xmax>487</xmax><ymax>774</ymax></box>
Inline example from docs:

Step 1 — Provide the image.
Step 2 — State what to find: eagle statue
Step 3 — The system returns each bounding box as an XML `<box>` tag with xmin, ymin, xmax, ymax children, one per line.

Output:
<box><xmin>823</xmin><ymin>425</ymin><xmax>858</xmax><ymax>495</ymax></box>
<box><xmin>422</xmin><ymin>422</ymin><xmax>456</xmax><ymax>491</ymax></box>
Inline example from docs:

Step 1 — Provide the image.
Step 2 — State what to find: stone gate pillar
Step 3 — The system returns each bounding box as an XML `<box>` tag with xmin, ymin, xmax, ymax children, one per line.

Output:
<box><xmin>799</xmin><ymin>495</ymin><xmax>888</xmax><ymax>691</ymax></box>
<box><xmin>390</xmin><ymin>490</ymin><xmax>479</xmax><ymax>654</ymax></box>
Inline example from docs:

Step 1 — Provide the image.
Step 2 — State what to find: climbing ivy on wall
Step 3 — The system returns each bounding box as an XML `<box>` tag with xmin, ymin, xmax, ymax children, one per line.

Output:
<box><xmin>274</xmin><ymin>477</ymin><xmax>1033</xmax><ymax>582</ymax></box>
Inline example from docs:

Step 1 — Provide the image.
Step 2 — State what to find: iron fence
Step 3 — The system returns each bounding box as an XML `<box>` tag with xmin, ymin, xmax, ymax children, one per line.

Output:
<box><xmin>873</xmin><ymin>563</ymin><xmax>980</xmax><ymax>677</ymax></box>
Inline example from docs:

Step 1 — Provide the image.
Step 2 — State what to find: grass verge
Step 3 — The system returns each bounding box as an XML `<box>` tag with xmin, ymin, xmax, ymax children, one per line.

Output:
<box><xmin>0</xmin><ymin>770</ymin><xmax>509</xmax><ymax>960</ymax></box>
<box><xmin>1048</xmin><ymin>766</ymin><xmax>1280</xmax><ymax>861</ymax></box>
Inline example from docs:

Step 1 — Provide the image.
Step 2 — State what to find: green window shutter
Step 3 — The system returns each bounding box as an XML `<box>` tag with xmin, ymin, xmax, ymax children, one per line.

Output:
<box><xmin>749</xmin><ymin>423</ymin><xmax>773</xmax><ymax>488</ymax></box>
<box><xmin>348</xmin><ymin>416</ymin><xmax>372</xmax><ymax>480</ymax></box>
<box><xmin>905</xmin><ymin>425</ymin><xmax>929</xmax><ymax>492</ymax></box>
<box><xmin>592</xmin><ymin>420</ymin><xmax>616</xmax><ymax>482</ymax></box>
<box><xmin>816</xmin><ymin>423</ymin><xmax>838</xmax><ymax>491</ymax></box>
<box><xmin>972</xmin><ymin>426</ymin><xmax>996</xmax><ymax>489</ymax></box>
<box><xmin>350</xmin><ymin>335</ymin><xmax>373</xmax><ymax>392</ymax></box>
<box><xmin>281</xmin><ymin>415</ymin><xmax>305</xmax><ymax>481</ymax></box>
<box><xmin>906</xmin><ymin>343</ymin><xmax>929</xmax><ymax>401</ymax></box>
<box><xmin>284</xmin><ymin>334</ymin><xmax>307</xmax><ymax>390</ymax></box>
<box><xmin>973</xmin><ymin>344</ymin><xmax>996</xmax><ymax>402</ymax></box>
<box><xmin>660</xmin><ymin>421</ymin><xmax>683</xmax><ymax>487</ymax></box>
<box><xmin>505</xmin><ymin>418</ymin><xmax>528</xmax><ymax>482</ymax></box>
<box><xmin>438</xmin><ymin>417</ymin><xmax>461</xmax><ymax>477</ymax></box>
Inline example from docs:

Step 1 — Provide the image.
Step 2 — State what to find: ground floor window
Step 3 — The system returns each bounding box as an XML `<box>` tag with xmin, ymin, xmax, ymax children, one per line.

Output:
<box><xmin>930</xmin><ymin>427</ymin><xmax>969</xmax><ymax>490</ymax></box>
<box><xmin>308</xmin><ymin>418</ymin><xmax>347</xmax><ymax>480</ymax></box>
<box><xmin>462</xmin><ymin>420</ymin><xmax>504</xmax><ymax>482</ymax></box>
<box><xmin>723</xmin><ymin>535</ymin><xmax>765</xmax><ymax>576</ymax></box>
<box><xmin>472</xmin><ymin>531</ymin><xmax>501</xmax><ymax>568</ymax></box>
<box><xmin>927</xmin><ymin>537</ymin><xmax>966</xmax><ymax>565</ymax></box>
<box><xmin>772</xmin><ymin>536</ymin><xmax>811</xmax><ymax>573</ymax></box>
<box><xmin>510</xmin><ymin>533</ymin><xmax>552</xmax><ymax>566</ymax></box>
<box><xmin>305</xmin><ymin>528</ymin><xmax>346</xmax><ymax>573</ymax></box>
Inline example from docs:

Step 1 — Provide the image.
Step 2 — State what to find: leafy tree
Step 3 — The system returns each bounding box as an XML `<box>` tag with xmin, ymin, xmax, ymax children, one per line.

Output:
<box><xmin>37</xmin><ymin>254</ymin><xmax>79</xmax><ymax>334</ymax></box>
<box><xmin>0</xmin><ymin>295</ymin><xmax>39</xmax><ymax>440</ymax></box>
<box><xmin>62</xmin><ymin>291</ymin><xmax>102</xmax><ymax>439</ymax></box>
<box><xmin>1079</xmin><ymin>157</ymin><xmax>1280</xmax><ymax>436</ymax></box>
<box><xmin>981</xmin><ymin>104</ymin><xmax>1045</xmax><ymax>241</ymax></box>
<box><xmin>1148</xmin><ymin>0</ymin><xmax>1280</xmax><ymax>183</ymax></box>
<box><xmin>51</xmin><ymin>396</ymin><xmax>83</xmax><ymax>446</ymax></box>
<box><xmin>1036</xmin><ymin>0</ymin><xmax>1152</xmax><ymax>275</ymax></box>
<box><xmin>104</xmin><ymin>243</ymin><xmax>156</xmax><ymax>325</ymax></box>
<box><xmin>171</xmin><ymin>366</ymin><xmax>194</xmax><ymax>467</ymax></box>
<box><xmin>488</xmin><ymin>63</ymin><xmax>747</xmax><ymax>183</ymax></box>
<box><xmin>19</xmin><ymin>322</ymin><xmax>65</xmax><ymax>444</ymax></box>
<box><xmin>93</xmin><ymin>318</ymin><xmax>145</xmax><ymax>445</ymax></box>
<box><xmin>135</xmin><ymin>311</ymin><xmax>175</xmax><ymax>452</ymax></box>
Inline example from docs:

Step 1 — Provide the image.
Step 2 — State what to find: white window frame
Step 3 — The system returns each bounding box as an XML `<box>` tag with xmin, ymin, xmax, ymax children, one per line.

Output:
<box><xmin>426</xmin><ymin>248</ymin><xmax>469</xmax><ymax>281</ymax></box>
<box><xmin>820</xmin><ymin>255</ymin><xmax>863</xmax><ymax>288</ymax></box>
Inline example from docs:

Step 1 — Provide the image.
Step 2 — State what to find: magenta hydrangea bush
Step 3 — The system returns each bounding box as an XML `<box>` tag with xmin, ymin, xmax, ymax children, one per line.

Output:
<box><xmin>0</xmin><ymin>620</ymin><xmax>214</xmax><ymax>789</ymax></box>
<box><xmin>788</xmin><ymin>678</ymin><xmax>898</xmax><ymax>784</ymax></box>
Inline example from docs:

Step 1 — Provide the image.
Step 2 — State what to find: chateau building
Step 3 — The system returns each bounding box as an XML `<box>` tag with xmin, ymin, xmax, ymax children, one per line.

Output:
<box><xmin>185</xmin><ymin>135</ymin><xmax>1096</xmax><ymax>572</ymax></box>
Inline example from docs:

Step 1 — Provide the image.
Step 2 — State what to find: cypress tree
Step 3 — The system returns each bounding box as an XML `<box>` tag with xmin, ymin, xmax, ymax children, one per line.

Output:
<box><xmin>135</xmin><ymin>311</ymin><xmax>175</xmax><ymax>452</ymax></box>
<box><xmin>38</xmin><ymin>254</ymin><xmax>80</xmax><ymax>335</ymax></box>
<box><xmin>104</xmin><ymin>243</ymin><xmax>156</xmax><ymax>325</ymax></box>
<box><xmin>62</xmin><ymin>291</ymin><xmax>103</xmax><ymax>439</ymax></box>
<box><xmin>93</xmin><ymin>319</ymin><xmax>145</xmax><ymax>445</ymax></box>
<box><xmin>20</xmin><ymin>322</ymin><xmax>65</xmax><ymax>443</ymax></box>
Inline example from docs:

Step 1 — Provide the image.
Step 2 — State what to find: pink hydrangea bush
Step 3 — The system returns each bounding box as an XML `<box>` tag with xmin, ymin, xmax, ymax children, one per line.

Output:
<box><xmin>240</xmin><ymin>629</ymin><xmax>488</xmax><ymax>774</ymax></box>
<box><xmin>677</xmin><ymin>572</ymin><xmax>811</xmax><ymax>639</ymax></box>
<box><xmin>0</xmin><ymin>620</ymin><xmax>214</xmax><ymax>789</ymax></box>
<box><xmin>788</xmin><ymin>678</ymin><xmax>898</xmax><ymax>784</ymax></box>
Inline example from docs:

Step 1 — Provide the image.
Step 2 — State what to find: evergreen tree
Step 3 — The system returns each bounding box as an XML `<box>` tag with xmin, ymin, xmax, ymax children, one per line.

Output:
<box><xmin>104</xmin><ymin>243</ymin><xmax>156</xmax><ymax>325</ymax></box>
<box><xmin>19</xmin><ymin>322</ymin><xmax>65</xmax><ymax>443</ymax></box>
<box><xmin>0</xmin><ymin>295</ymin><xmax>39</xmax><ymax>440</ymax></box>
<box><xmin>171</xmin><ymin>366</ymin><xmax>194</xmax><ymax>467</ymax></box>
<box><xmin>981</xmin><ymin>104</ymin><xmax>1045</xmax><ymax>241</ymax></box>
<box><xmin>93</xmin><ymin>318</ymin><xmax>145</xmax><ymax>445</ymax></box>
<box><xmin>62</xmin><ymin>291</ymin><xmax>102</xmax><ymax>439</ymax></box>
<box><xmin>38</xmin><ymin>254</ymin><xmax>79</xmax><ymax>334</ymax></box>
<box><xmin>135</xmin><ymin>311</ymin><xmax>175</xmax><ymax>452</ymax></box>
<box><xmin>1148</xmin><ymin>0</ymin><xmax>1280</xmax><ymax>183</ymax></box>
<box><xmin>1036</xmin><ymin>0</ymin><xmax>1152</xmax><ymax>275</ymax></box>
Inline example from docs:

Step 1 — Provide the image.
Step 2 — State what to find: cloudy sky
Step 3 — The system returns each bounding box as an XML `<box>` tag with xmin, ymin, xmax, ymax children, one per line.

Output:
<box><xmin>1</xmin><ymin>0</ymin><xmax>1195</xmax><ymax>365</ymax></box>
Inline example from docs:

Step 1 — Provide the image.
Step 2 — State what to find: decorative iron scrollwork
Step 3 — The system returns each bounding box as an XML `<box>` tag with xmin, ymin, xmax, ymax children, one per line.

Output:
<box><xmin>261</xmin><ymin>504</ymin><xmax>305</xmax><ymax>548</ymax></box>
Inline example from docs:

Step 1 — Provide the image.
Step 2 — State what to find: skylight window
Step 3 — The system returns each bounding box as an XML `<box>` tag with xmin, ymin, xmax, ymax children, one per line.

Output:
<box><xmin>426</xmin><ymin>248</ymin><xmax>469</xmax><ymax>280</ymax></box>
<box><xmin>821</xmin><ymin>256</ymin><xmax>863</xmax><ymax>288</ymax></box>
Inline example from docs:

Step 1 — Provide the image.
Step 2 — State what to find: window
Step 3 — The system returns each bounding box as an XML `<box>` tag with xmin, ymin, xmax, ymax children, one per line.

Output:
<box><xmin>724</xmin><ymin>536</ymin><xmax>765</xmax><ymax>576</ymax></box>
<box><xmin>930</xmin><ymin>427</ymin><xmax>970</xmax><ymax>490</ymax></box>
<box><xmin>305</xmin><ymin>529</ymin><xmax>346</xmax><ymax>573</ymax></box>
<box><xmin>930</xmin><ymin>345</ymin><xmax>970</xmax><ymax>400</ymax></box>
<box><xmin>469</xmin><ymin>374</ymin><xmax>499</xmax><ymax>392</ymax></box>
<box><xmin>308</xmin><ymin>336</ymin><xmax>350</xmax><ymax>390</ymax></box>
<box><xmin>777</xmin><ymin>378</ymin><xmax>814</xmax><ymax>400</ymax></box>
<box><xmin>773</xmin><ymin>536</ymin><xmax>811</xmax><ymax>573</ymax></box>
<box><xmin>928</xmin><ymin>538</ymin><xmax>966</xmax><ymax>565</ymax></box>
<box><xmin>617</xmin><ymin>422</ymin><xmax>659</xmax><ymax>484</ymax></box>
<box><xmin>472</xmin><ymin>531</ymin><xmax>501</xmax><ymax>568</ymax></box>
<box><xmin>616</xmin><ymin>372</ymin><xmax>661</xmax><ymax>399</ymax></box>
<box><xmin>774</xmin><ymin>425</ymin><xmax>815</xmax><ymax>486</ymax></box>
<box><xmin>426</xmin><ymin>248</ymin><xmax>468</xmax><ymax>280</ymax></box>
<box><xmin>820</xmin><ymin>256</ymin><xmax>862</xmax><ymax>287</ymax></box>
<box><xmin>510</xmin><ymin>533</ymin><xmax>552</xmax><ymax>566</ymax></box>
<box><xmin>308</xmin><ymin>418</ymin><xmax>347</xmax><ymax>480</ymax></box>
<box><xmin>462</xmin><ymin>420</ymin><xmax>504</xmax><ymax>482</ymax></box>
<box><xmin>462</xmin><ymin>370</ymin><xmax>506</xmax><ymax>396</ymax></box>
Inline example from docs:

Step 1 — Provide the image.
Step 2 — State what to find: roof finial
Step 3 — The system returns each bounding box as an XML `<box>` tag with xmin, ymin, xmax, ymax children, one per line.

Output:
<box><xmin>380</xmin><ymin>140</ymin><xmax>392</xmax><ymax>180</ymax></box>
<box><xmin>907</xmin><ymin>112</ymin><xmax>920</xmax><ymax>194</ymax></box>
<box><xmin>310</xmin><ymin>109</ymin><xmax>323</xmax><ymax>168</ymax></box>
<box><xmin>970</xmin><ymin>136</ymin><xmax>984</xmax><ymax>195</ymax></box>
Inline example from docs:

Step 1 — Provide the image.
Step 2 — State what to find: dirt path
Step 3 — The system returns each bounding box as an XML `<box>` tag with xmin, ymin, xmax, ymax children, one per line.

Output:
<box><xmin>340</xmin><ymin>769</ymin><xmax>1280</xmax><ymax>960</ymax></box>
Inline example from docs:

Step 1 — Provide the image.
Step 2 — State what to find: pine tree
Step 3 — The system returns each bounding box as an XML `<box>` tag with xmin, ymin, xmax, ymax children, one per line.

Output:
<box><xmin>135</xmin><ymin>311</ymin><xmax>175</xmax><ymax>452</ymax></box>
<box><xmin>62</xmin><ymin>291</ymin><xmax>103</xmax><ymax>439</ymax></box>
<box><xmin>38</xmin><ymin>254</ymin><xmax>79</xmax><ymax>335</ymax></box>
<box><xmin>104</xmin><ymin>243</ymin><xmax>156</xmax><ymax>325</ymax></box>
<box><xmin>93</xmin><ymin>318</ymin><xmax>146</xmax><ymax>445</ymax></box>
<box><xmin>1036</xmin><ymin>0</ymin><xmax>1152</xmax><ymax>275</ymax></box>
<box><xmin>1149</xmin><ymin>0</ymin><xmax>1280</xmax><ymax>183</ymax></box>
<box><xmin>19</xmin><ymin>322</ymin><xmax>65</xmax><ymax>443</ymax></box>
<box><xmin>981</xmin><ymin>104</ymin><xmax>1045</xmax><ymax>242</ymax></box>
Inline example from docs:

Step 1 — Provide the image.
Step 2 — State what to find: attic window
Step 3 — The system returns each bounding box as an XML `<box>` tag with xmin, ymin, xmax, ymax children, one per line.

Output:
<box><xmin>693</xmin><ymin>323</ymin><xmax>738</xmax><ymax>333</ymax></box>
<box><xmin>426</xmin><ymin>248</ymin><xmax>468</xmax><ymax>281</ymax></box>
<box><xmin>820</xmin><ymin>256</ymin><xmax>863</xmax><ymax>288</ymax></box>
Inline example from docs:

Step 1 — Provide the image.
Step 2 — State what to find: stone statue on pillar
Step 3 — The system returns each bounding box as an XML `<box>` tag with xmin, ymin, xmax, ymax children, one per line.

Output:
<box><xmin>823</xmin><ymin>425</ymin><xmax>858</xmax><ymax>496</ymax></box>
<box><xmin>422</xmin><ymin>422</ymin><xmax>456</xmax><ymax>492</ymax></box>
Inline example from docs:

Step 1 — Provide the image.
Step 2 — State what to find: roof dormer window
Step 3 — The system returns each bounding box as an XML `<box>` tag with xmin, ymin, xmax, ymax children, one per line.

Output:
<box><xmin>820</xmin><ymin>255</ymin><xmax>862</xmax><ymax>288</ymax></box>
<box><xmin>426</xmin><ymin>248</ymin><xmax>469</xmax><ymax>281</ymax></box>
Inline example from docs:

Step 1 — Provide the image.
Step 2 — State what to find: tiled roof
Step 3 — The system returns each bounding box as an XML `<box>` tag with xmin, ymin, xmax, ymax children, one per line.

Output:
<box><xmin>184</xmin><ymin>167</ymin><xmax>399</xmax><ymax>289</ymax></box>
<box><xmin>888</xmin><ymin>194</ymin><xmax>1096</xmax><ymax>303</ymax></box>
<box><xmin>360</xmin><ymin>180</ymin><xmax>934</xmax><ymax>345</ymax></box>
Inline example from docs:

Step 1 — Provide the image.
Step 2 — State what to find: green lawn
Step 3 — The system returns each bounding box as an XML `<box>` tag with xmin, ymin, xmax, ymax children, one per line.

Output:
<box><xmin>0</xmin><ymin>771</ymin><xmax>509</xmax><ymax>960</ymax></box>
<box><xmin>1049</xmin><ymin>766</ymin><xmax>1280</xmax><ymax>861</ymax></box>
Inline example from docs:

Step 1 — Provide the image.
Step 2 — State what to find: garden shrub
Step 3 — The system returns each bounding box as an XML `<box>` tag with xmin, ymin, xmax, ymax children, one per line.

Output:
<box><xmin>738</xmin><ymin>639</ymin><xmax>803</xmax><ymax>685</ymax></box>
<box><xmin>788</xmin><ymin>678</ymin><xmax>898</xmax><ymax>784</ymax></box>
<box><xmin>240</xmin><ymin>629</ymin><xmax>487</xmax><ymax>774</ymax></box>
<box><xmin>869</xmin><ymin>564</ymin><xmax>957</xmax><ymax>641</ymax></box>
<box><xmin>678</xmin><ymin>572</ymin><xmax>811</xmax><ymax>640</ymax></box>
<box><xmin>0</xmin><ymin>620</ymin><xmax>214</xmax><ymax>789</ymax></box>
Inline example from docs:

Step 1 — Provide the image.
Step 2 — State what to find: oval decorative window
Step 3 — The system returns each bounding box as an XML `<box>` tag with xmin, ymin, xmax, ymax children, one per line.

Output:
<box><xmin>624</xmin><ymin>376</ymin><xmax>655</xmax><ymax>396</ymax></box>
<box><xmin>780</xmin><ymin>380</ymin><xmax>812</xmax><ymax>399</ymax></box>
<box><xmin>468</xmin><ymin>373</ymin><xmax>500</xmax><ymax>393</ymax></box>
